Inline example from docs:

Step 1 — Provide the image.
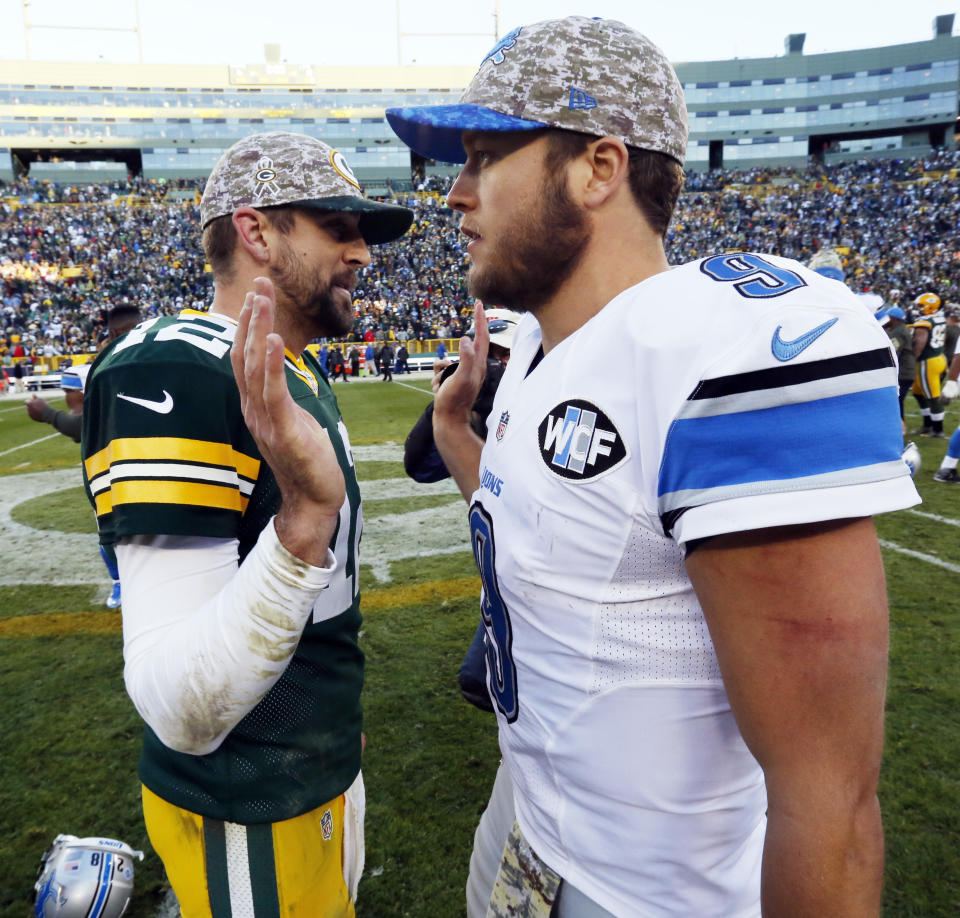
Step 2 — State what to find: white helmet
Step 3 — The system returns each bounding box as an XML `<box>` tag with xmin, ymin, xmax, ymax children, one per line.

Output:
<box><xmin>901</xmin><ymin>441</ymin><xmax>921</xmax><ymax>477</ymax></box>
<box><xmin>34</xmin><ymin>835</ymin><xmax>144</xmax><ymax>918</ymax></box>
<box><xmin>467</xmin><ymin>307</ymin><xmax>524</xmax><ymax>350</ymax></box>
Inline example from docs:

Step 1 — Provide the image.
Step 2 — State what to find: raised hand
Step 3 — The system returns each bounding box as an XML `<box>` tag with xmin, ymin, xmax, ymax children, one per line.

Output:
<box><xmin>230</xmin><ymin>276</ymin><xmax>345</xmax><ymax>565</ymax></box>
<box><xmin>432</xmin><ymin>300</ymin><xmax>490</xmax><ymax>501</ymax></box>
<box><xmin>434</xmin><ymin>300</ymin><xmax>489</xmax><ymax>422</ymax></box>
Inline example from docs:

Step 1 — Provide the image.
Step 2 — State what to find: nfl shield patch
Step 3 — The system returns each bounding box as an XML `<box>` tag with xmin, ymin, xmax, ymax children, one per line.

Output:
<box><xmin>321</xmin><ymin>808</ymin><xmax>334</xmax><ymax>841</ymax></box>
<box><xmin>496</xmin><ymin>411</ymin><xmax>510</xmax><ymax>441</ymax></box>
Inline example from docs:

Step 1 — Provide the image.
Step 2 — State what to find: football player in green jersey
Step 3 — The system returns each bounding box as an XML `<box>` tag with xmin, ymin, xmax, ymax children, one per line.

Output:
<box><xmin>910</xmin><ymin>291</ymin><xmax>949</xmax><ymax>437</ymax></box>
<box><xmin>81</xmin><ymin>132</ymin><xmax>412</xmax><ymax>918</ymax></box>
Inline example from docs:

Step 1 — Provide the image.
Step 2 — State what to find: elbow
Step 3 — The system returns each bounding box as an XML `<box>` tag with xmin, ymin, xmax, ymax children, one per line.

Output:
<box><xmin>123</xmin><ymin>662</ymin><xmax>231</xmax><ymax>757</ymax></box>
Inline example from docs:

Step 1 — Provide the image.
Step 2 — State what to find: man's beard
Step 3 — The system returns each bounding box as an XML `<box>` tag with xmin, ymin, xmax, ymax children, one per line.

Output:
<box><xmin>467</xmin><ymin>168</ymin><xmax>591</xmax><ymax>314</ymax></box>
<box><xmin>270</xmin><ymin>242</ymin><xmax>355</xmax><ymax>338</ymax></box>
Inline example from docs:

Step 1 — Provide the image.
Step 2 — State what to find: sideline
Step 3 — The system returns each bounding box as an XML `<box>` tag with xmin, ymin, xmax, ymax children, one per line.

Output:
<box><xmin>880</xmin><ymin>539</ymin><xmax>960</xmax><ymax>574</ymax></box>
<box><xmin>0</xmin><ymin>432</ymin><xmax>60</xmax><ymax>458</ymax></box>
<box><xmin>0</xmin><ymin>574</ymin><xmax>481</xmax><ymax>638</ymax></box>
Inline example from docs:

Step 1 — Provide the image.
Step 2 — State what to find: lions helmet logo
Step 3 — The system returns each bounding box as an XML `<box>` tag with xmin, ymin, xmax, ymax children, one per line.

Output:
<box><xmin>482</xmin><ymin>27</ymin><xmax>521</xmax><ymax>66</ymax></box>
<box><xmin>538</xmin><ymin>399</ymin><xmax>627</xmax><ymax>481</ymax></box>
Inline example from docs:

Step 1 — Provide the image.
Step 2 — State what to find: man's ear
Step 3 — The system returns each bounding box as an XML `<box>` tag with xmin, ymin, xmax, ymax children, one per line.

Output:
<box><xmin>232</xmin><ymin>207</ymin><xmax>271</xmax><ymax>264</ymax></box>
<box><xmin>579</xmin><ymin>137</ymin><xmax>631</xmax><ymax>209</ymax></box>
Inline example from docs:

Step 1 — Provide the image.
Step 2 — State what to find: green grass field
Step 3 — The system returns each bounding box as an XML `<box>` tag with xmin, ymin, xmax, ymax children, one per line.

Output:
<box><xmin>0</xmin><ymin>381</ymin><xmax>958</xmax><ymax>917</ymax></box>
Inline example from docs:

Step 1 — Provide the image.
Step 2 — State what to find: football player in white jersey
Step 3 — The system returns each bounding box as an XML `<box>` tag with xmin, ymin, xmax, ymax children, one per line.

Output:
<box><xmin>388</xmin><ymin>16</ymin><xmax>920</xmax><ymax>918</ymax></box>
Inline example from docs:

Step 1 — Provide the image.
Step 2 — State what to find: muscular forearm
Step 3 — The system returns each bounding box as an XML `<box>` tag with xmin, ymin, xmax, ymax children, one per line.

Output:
<box><xmin>762</xmin><ymin>791</ymin><xmax>883</xmax><ymax>916</ymax></box>
<box><xmin>119</xmin><ymin>519</ymin><xmax>337</xmax><ymax>755</ymax></box>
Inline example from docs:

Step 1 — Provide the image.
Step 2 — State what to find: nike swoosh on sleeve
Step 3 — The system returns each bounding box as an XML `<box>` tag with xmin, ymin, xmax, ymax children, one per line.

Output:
<box><xmin>770</xmin><ymin>317</ymin><xmax>839</xmax><ymax>362</ymax></box>
<box><xmin>117</xmin><ymin>391</ymin><xmax>174</xmax><ymax>414</ymax></box>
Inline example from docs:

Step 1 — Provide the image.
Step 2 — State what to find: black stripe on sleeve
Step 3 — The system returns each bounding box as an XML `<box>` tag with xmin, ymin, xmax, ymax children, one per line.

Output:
<box><xmin>660</xmin><ymin>507</ymin><xmax>690</xmax><ymax>539</ymax></box>
<box><xmin>690</xmin><ymin>347</ymin><xmax>894</xmax><ymax>401</ymax></box>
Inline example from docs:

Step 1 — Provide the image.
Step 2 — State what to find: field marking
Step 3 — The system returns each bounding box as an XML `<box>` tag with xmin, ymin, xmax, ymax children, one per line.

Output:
<box><xmin>879</xmin><ymin>540</ymin><xmax>960</xmax><ymax>574</ymax></box>
<box><xmin>0</xmin><ymin>468</ymin><xmax>104</xmax><ymax>586</ymax></box>
<box><xmin>391</xmin><ymin>379</ymin><xmax>433</xmax><ymax>397</ymax></box>
<box><xmin>0</xmin><ymin>449</ymin><xmax>471</xmax><ymax>587</ymax></box>
<box><xmin>906</xmin><ymin>509</ymin><xmax>960</xmax><ymax>528</ymax></box>
<box><xmin>0</xmin><ymin>574</ymin><xmax>482</xmax><ymax>638</ymax></box>
<box><xmin>0</xmin><ymin>405</ymin><xmax>27</xmax><ymax>415</ymax></box>
<box><xmin>0</xmin><ymin>432</ymin><xmax>60</xmax><ymax>457</ymax></box>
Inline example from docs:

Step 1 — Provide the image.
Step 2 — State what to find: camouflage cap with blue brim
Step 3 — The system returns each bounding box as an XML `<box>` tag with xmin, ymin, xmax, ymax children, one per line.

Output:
<box><xmin>200</xmin><ymin>131</ymin><xmax>413</xmax><ymax>244</ymax></box>
<box><xmin>386</xmin><ymin>16</ymin><xmax>688</xmax><ymax>165</ymax></box>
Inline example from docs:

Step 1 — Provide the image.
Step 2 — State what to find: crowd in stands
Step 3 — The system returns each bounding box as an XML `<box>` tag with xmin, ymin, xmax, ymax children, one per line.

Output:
<box><xmin>3</xmin><ymin>149</ymin><xmax>960</xmax><ymax>365</ymax></box>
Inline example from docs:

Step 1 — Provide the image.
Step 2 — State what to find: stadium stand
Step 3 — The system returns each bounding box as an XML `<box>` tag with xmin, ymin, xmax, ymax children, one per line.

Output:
<box><xmin>1</xmin><ymin>16</ymin><xmax>959</xmax><ymax>373</ymax></box>
<box><xmin>2</xmin><ymin>149</ymin><xmax>960</xmax><ymax>378</ymax></box>
<box><xmin>0</xmin><ymin>15</ymin><xmax>957</xmax><ymax>183</ymax></box>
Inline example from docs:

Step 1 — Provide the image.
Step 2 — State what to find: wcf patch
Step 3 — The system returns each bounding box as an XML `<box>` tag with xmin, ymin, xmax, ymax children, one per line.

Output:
<box><xmin>538</xmin><ymin>399</ymin><xmax>626</xmax><ymax>481</ymax></box>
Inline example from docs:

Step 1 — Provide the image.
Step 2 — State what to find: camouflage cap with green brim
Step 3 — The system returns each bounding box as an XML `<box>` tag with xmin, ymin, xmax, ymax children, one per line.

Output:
<box><xmin>386</xmin><ymin>16</ymin><xmax>688</xmax><ymax>166</ymax></box>
<box><xmin>200</xmin><ymin>131</ymin><xmax>413</xmax><ymax>244</ymax></box>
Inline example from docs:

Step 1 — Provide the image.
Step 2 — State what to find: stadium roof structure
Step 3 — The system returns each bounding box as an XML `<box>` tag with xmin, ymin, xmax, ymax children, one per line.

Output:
<box><xmin>0</xmin><ymin>16</ymin><xmax>956</xmax><ymax>184</ymax></box>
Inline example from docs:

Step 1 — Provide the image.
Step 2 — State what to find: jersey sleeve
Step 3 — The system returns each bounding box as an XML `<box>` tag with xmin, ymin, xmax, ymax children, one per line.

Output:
<box><xmin>657</xmin><ymin>298</ymin><xmax>920</xmax><ymax>546</ymax></box>
<box><xmin>82</xmin><ymin>325</ymin><xmax>261</xmax><ymax>545</ymax></box>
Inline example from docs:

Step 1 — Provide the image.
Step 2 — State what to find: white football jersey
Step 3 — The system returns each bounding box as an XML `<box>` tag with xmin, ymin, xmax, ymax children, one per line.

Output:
<box><xmin>471</xmin><ymin>254</ymin><xmax>919</xmax><ymax>918</ymax></box>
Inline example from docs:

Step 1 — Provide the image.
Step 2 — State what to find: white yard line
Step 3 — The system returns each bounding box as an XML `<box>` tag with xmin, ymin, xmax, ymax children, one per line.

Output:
<box><xmin>0</xmin><ymin>432</ymin><xmax>60</xmax><ymax>458</ymax></box>
<box><xmin>879</xmin><ymin>540</ymin><xmax>960</xmax><ymax>574</ymax></box>
<box><xmin>391</xmin><ymin>379</ymin><xmax>434</xmax><ymax>397</ymax></box>
<box><xmin>906</xmin><ymin>509</ymin><xmax>960</xmax><ymax>528</ymax></box>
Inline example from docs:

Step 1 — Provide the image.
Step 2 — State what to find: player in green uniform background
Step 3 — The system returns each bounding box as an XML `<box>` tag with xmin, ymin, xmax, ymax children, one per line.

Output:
<box><xmin>82</xmin><ymin>132</ymin><xmax>412</xmax><ymax>918</ymax></box>
<box><xmin>910</xmin><ymin>291</ymin><xmax>949</xmax><ymax>437</ymax></box>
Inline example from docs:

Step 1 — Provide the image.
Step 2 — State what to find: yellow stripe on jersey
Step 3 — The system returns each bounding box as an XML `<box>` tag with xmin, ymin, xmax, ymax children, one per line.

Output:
<box><xmin>93</xmin><ymin>479</ymin><xmax>250</xmax><ymax>516</ymax></box>
<box><xmin>85</xmin><ymin>437</ymin><xmax>260</xmax><ymax>482</ymax></box>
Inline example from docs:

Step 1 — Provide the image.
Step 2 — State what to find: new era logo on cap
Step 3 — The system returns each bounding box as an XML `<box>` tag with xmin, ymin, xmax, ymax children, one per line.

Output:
<box><xmin>569</xmin><ymin>87</ymin><xmax>597</xmax><ymax>110</ymax></box>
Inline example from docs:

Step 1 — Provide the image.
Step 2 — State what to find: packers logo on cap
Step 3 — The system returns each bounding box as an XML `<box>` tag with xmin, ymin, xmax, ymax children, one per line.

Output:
<box><xmin>254</xmin><ymin>156</ymin><xmax>280</xmax><ymax>200</ymax></box>
<box><xmin>330</xmin><ymin>150</ymin><xmax>360</xmax><ymax>190</ymax></box>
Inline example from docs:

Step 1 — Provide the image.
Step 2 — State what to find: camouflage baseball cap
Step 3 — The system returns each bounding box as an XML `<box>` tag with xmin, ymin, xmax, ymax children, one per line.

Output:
<box><xmin>200</xmin><ymin>131</ymin><xmax>413</xmax><ymax>244</ymax></box>
<box><xmin>385</xmin><ymin>16</ymin><xmax>688</xmax><ymax>165</ymax></box>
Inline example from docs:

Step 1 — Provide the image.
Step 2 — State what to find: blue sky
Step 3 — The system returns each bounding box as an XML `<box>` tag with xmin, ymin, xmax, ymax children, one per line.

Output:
<box><xmin>1</xmin><ymin>0</ymin><xmax>956</xmax><ymax>67</ymax></box>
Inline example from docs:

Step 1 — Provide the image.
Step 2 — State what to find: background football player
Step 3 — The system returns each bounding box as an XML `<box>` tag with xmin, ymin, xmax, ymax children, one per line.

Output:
<box><xmin>910</xmin><ymin>291</ymin><xmax>948</xmax><ymax>436</ymax></box>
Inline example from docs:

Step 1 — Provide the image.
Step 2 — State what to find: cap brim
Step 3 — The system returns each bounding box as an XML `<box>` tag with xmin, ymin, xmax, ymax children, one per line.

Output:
<box><xmin>386</xmin><ymin>104</ymin><xmax>547</xmax><ymax>164</ymax></box>
<box><xmin>298</xmin><ymin>196</ymin><xmax>413</xmax><ymax>245</ymax></box>
<box><xmin>812</xmin><ymin>266</ymin><xmax>845</xmax><ymax>282</ymax></box>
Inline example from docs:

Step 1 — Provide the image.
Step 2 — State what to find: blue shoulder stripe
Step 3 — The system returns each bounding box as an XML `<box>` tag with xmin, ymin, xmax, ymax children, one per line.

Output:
<box><xmin>658</xmin><ymin>385</ymin><xmax>903</xmax><ymax>500</ymax></box>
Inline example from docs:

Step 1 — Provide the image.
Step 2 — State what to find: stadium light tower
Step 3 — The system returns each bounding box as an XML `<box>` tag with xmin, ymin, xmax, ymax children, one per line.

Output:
<box><xmin>395</xmin><ymin>0</ymin><xmax>500</xmax><ymax>65</ymax></box>
<box><xmin>20</xmin><ymin>0</ymin><xmax>144</xmax><ymax>62</ymax></box>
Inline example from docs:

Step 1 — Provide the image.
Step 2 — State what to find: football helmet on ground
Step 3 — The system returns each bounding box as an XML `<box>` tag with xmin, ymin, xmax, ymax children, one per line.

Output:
<box><xmin>34</xmin><ymin>835</ymin><xmax>144</xmax><ymax>918</ymax></box>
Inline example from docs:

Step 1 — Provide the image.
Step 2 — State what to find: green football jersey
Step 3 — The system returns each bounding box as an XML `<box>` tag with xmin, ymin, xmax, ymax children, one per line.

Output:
<box><xmin>82</xmin><ymin>309</ymin><xmax>364</xmax><ymax>823</ymax></box>
<box><xmin>910</xmin><ymin>313</ymin><xmax>947</xmax><ymax>361</ymax></box>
